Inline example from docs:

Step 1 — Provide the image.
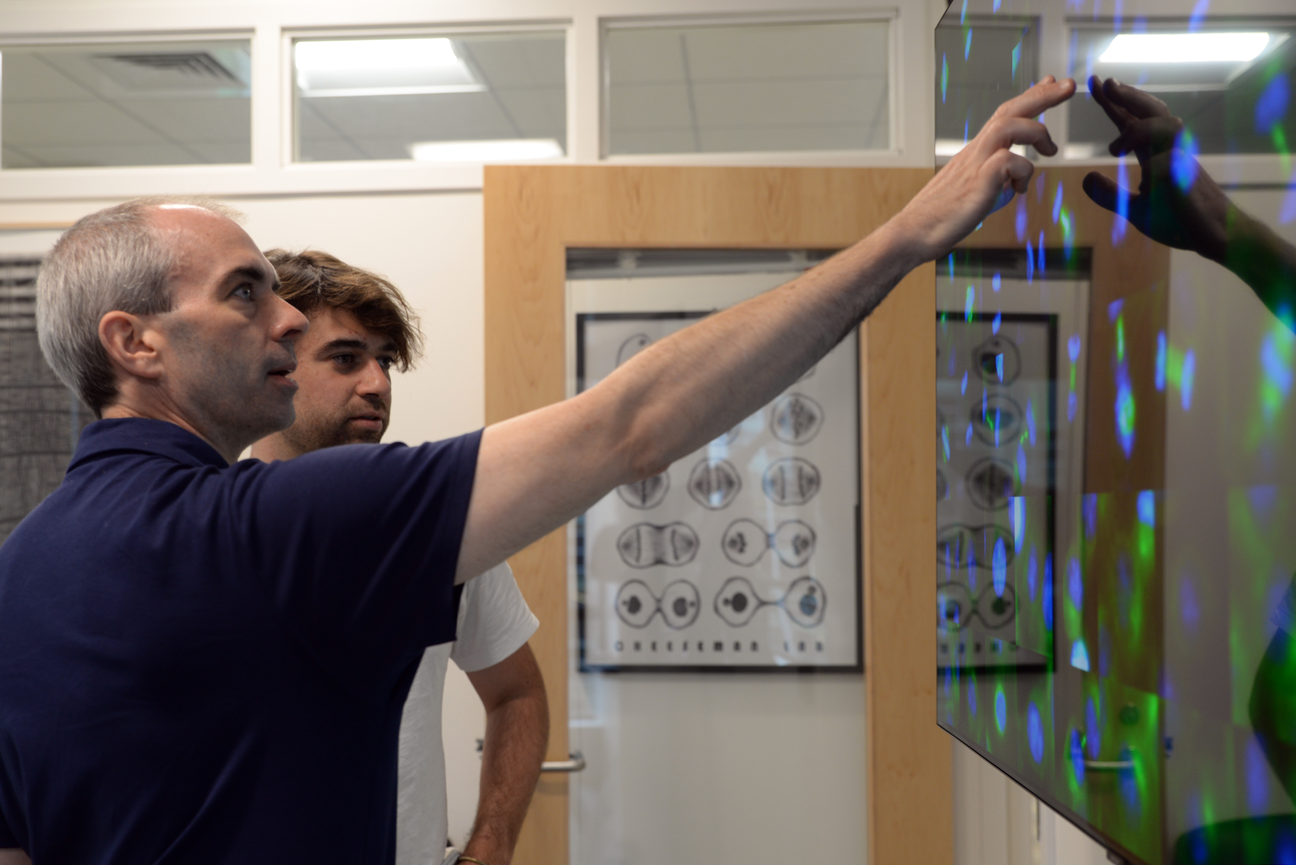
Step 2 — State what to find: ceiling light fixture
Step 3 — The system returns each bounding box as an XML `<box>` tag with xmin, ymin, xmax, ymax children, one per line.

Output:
<box><xmin>1099</xmin><ymin>32</ymin><xmax>1270</xmax><ymax>63</ymax></box>
<box><xmin>409</xmin><ymin>139</ymin><xmax>565</xmax><ymax>162</ymax></box>
<box><xmin>295</xmin><ymin>38</ymin><xmax>483</xmax><ymax>97</ymax></box>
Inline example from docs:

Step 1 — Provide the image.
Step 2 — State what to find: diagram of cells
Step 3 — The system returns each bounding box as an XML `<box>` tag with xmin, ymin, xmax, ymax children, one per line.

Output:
<box><xmin>714</xmin><ymin>575</ymin><xmax>827</xmax><ymax>628</ymax></box>
<box><xmin>966</xmin><ymin>457</ymin><xmax>1018</xmax><ymax>510</ymax></box>
<box><xmin>937</xmin><ymin>524</ymin><xmax>1015</xmax><ymax>569</ymax></box>
<box><xmin>721</xmin><ymin>518</ymin><xmax>817</xmax><ymax>567</ymax></box>
<box><xmin>616</xmin><ymin>333</ymin><xmax>652</xmax><ymax>367</ymax></box>
<box><xmin>970</xmin><ymin>394</ymin><xmax>1024</xmax><ymax>448</ymax></box>
<box><xmin>615</xmin><ymin>579</ymin><xmax>701</xmax><ymax>630</ymax></box>
<box><xmin>762</xmin><ymin>458</ymin><xmax>821</xmax><ymax>506</ymax></box>
<box><xmin>936</xmin><ymin>581</ymin><xmax>1016</xmax><ymax>630</ymax></box>
<box><xmin>616</xmin><ymin>471</ymin><xmax>669</xmax><ymax>509</ymax></box>
<box><xmin>616</xmin><ymin>522</ymin><xmax>701</xmax><ymax>568</ymax></box>
<box><xmin>772</xmin><ymin>521</ymin><xmax>817</xmax><ymax>567</ymax></box>
<box><xmin>972</xmin><ymin>334</ymin><xmax>1022</xmax><ymax>385</ymax></box>
<box><xmin>688</xmin><ymin>458</ymin><xmax>742</xmax><ymax>509</ymax></box>
<box><xmin>660</xmin><ymin>580</ymin><xmax>702</xmax><ymax>629</ymax></box>
<box><xmin>770</xmin><ymin>393</ymin><xmax>824</xmax><ymax>445</ymax></box>
<box><xmin>721</xmin><ymin>519</ymin><xmax>766</xmax><ymax>566</ymax></box>
<box><xmin>616</xmin><ymin>580</ymin><xmax>658</xmax><ymax>628</ymax></box>
<box><xmin>783</xmin><ymin>576</ymin><xmax>827</xmax><ymax>627</ymax></box>
<box><xmin>937</xmin><ymin>582</ymin><xmax>972</xmax><ymax>629</ymax></box>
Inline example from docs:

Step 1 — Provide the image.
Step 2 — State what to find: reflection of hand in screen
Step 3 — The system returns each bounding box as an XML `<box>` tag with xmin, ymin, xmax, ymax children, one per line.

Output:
<box><xmin>1082</xmin><ymin>75</ymin><xmax>1296</xmax><ymax>328</ymax></box>
<box><xmin>898</xmin><ymin>75</ymin><xmax>1076</xmax><ymax>260</ymax></box>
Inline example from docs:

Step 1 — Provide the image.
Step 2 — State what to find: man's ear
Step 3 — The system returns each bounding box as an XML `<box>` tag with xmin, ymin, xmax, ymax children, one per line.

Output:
<box><xmin>98</xmin><ymin>311</ymin><xmax>164</xmax><ymax>381</ymax></box>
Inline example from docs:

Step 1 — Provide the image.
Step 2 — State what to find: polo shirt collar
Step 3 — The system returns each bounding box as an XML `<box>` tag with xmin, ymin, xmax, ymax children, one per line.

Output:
<box><xmin>69</xmin><ymin>418</ymin><xmax>228</xmax><ymax>471</ymax></box>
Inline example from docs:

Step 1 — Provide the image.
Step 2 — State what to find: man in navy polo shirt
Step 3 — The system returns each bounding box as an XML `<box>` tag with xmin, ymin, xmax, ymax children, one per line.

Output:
<box><xmin>0</xmin><ymin>77</ymin><xmax>1076</xmax><ymax>864</ymax></box>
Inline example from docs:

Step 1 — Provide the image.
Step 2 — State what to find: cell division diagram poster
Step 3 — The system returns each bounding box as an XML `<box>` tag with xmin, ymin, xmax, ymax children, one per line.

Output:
<box><xmin>577</xmin><ymin>312</ymin><xmax>860</xmax><ymax>672</ymax></box>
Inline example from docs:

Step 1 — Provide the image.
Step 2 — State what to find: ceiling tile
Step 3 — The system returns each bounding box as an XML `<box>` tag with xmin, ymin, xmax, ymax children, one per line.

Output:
<box><xmin>2</xmin><ymin>100</ymin><xmax>163</xmax><ymax>146</ymax></box>
<box><xmin>458</xmin><ymin>35</ymin><xmax>565</xmax><ymax>89</ymax></box>
<box><xmin>116</xmin><ymin>96</ymin><xmax>250</xmax><ymax>145</ymax></box>
<box><xmin>0</xmin><ymin>51</ymin><xmax>96</xmax><ymax>101</ymax></box>
<box><xmin>607</xmin><ymin>127</ymin><xmax>698</xmax><ymax>155</ymax></box>
<box><xmin>493</xmin><ymin>87</ymin><xmax>566</xmax><ymax>139</ymax></box>
<box><xmin>0</xmin><ymin>145</ymin><xmax>41</xmax><ymax>168</ymax></box>
<box><xmin>296</xmin><ymin>137</ymin><xmax>367</xmax><ymax>162</ymax></box>
<box><xmin>305</xmin><ymin>92</ymin><xmax>515</xmax><ymax>143</ymax></box>
<box><xmin>607</xmin><ymin>82</ymin><xmax>693</xmax><ymax>132</ymax></box>
<box><xmin>12</xmin><ymin>141</ymin><xmax>199</xmax><ymax>168</ymax></box>
<box><xmin>185</xmin><ymin>140</ymin><xmax>251</xmax><ymax>164</ymax></box>
<box><xmin>607</xmin><ymin>29</ymin><xmax>688</xmax><ymax>85</ymax></box>
<box><xmin>683</xmin><ymin>22</ymin><xmax>889</xmax><ymax>82</ymax></box>
<box><xmin>692</xmin><ymin>78</ymin><xmax>887</xmax><ymax>130</ymax></box>
<box><xmin>700</xmin><ymin>122</ymin><xmax>881</xmax><ymax>153</ymax></box>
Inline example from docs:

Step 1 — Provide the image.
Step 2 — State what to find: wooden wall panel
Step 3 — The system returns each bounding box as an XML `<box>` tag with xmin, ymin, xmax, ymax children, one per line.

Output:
<box><xmin>484</xmin><ymin>164</ymin><xmax>945</xmax><ymax>865</ymax></box>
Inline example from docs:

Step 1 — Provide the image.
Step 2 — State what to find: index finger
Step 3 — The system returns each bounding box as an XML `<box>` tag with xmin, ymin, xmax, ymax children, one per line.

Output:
<box><xmin>1099</xmin><ymin>77</ymin><xmax>1171</xmax><ymax>122</ymax></box>
<box><xmin>1089</xmin><ymin>75</ymin><xmax>1138</xmax><ymax>132</ymax></box>
<box><xmin>991</xmin><ymin>75</ymin><xmax>1077</xmax><ymax>120</ymax></box>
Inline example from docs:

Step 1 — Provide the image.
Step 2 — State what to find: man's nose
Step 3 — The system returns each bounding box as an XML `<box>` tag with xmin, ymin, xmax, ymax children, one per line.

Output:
<box><xmin>272</xmin><ymin>295</ymin><xmax>309</xmax><ymax>341</ymax></box>
<box><xmin>357</xmin><ymin>358</ymin><xmax>392</xmax><ymax>399</ymax></box>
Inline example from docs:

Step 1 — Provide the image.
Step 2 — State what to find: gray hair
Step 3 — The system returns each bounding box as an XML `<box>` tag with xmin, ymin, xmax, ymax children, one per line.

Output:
<box><xmin>36</xmin><ymin>196</ymin><xmax>244</xmax><ymax>417</ymax></box>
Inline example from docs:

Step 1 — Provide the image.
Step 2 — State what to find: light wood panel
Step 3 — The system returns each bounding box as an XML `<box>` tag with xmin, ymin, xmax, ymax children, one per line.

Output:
<box><xmin>483</xmin><ymin>165</ymin><xmax>948</xmax><ymax>865</ymax></box>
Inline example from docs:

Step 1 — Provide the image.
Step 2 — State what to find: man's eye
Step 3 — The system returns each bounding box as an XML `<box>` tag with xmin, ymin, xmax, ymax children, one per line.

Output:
<box><xmin>333</xmin><ymin>354</ymin><xmax>355</xmax><ymax>365</ymax></box>
<box><xmin>233</xmin><ymin>285</ymin><xmax>253</xmax><ymax>300</ymax></box>
<box><xmin>378</xmin><ymin>357</ymin><xmax>395</xmax><ymax>371</ymax></box>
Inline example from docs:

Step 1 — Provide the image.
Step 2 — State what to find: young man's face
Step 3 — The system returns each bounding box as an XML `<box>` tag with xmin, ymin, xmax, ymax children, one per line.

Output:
<box><xmin>277</xmin><ymin>306</ymin><xmax>396</xmax><ymax>456</ymax></box>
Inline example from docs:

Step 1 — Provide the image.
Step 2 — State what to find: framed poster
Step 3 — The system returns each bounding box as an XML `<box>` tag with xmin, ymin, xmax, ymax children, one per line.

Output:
<box><xmin>574</xmin><ymin>298</ymin><xmax>860</xmax><ymax>672</ymax></box>
<box><xmin>935</xmin><ymin>250</ymin><xmax>1090</xmax><ymax>672</ymax></box>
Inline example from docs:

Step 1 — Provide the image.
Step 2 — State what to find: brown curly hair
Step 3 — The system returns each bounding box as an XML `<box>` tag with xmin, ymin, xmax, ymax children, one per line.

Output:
<box><xmin>263</xmin><ymin>248</ymin><xmax>423</xmax><ymax>372</ymax></box>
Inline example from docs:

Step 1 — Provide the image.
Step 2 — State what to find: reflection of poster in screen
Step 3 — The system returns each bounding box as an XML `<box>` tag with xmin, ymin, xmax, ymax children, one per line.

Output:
<box><xmin>577</xmin><ymin>312</ymin><xmax>860</xmax><ymax>671</ymax></box>
<box><xmin>936</xmin><ymin>312</ymin><xmax>1055</xmax><ymax>670</ymax></box>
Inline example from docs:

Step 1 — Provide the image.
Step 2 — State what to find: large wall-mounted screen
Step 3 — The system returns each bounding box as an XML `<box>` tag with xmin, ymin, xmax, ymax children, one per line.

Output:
<box><xmin>935</xmin><ymin>1</ymin><xmax>1296</xmax><ymax>863</ymax></box>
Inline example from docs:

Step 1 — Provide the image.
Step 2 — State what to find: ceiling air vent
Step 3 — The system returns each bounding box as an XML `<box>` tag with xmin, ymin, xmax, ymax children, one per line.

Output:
<box><xmin>98</xmin><ymin>52</ymin><xmax>238</xmax><ymax>81</ymax></box>
<box><xmin>87</xmin><ymin>49</ymin><xmax>249</xmax><ymax>94</ymax></box>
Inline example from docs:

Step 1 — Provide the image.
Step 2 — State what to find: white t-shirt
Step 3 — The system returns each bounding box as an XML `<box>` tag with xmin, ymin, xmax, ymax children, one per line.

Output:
<box><xmin>394</xmin><ymin>562</ymin><xmax>539</xmax><ymax>865</ymax></box>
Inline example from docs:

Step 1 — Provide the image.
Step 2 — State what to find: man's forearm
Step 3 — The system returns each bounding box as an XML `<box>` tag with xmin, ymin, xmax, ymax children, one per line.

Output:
<box><xmin>457</xmin><ymin>221</ymin><xmax>922</xmax><ymax>581</ymax></box>
<box><xmin>461</xmin><ymin>688</ymin><xmax>549</xmax><ymax>865</ymax></box>
<box><xmin>455</xmin><ymin>77</ymin><xmax>1077</xmax><ymax>583</ymax></box>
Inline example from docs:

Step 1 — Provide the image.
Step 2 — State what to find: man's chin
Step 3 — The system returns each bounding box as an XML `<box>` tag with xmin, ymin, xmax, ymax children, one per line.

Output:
<box><xmin>339</xmin><ymin>427</ymin><xmax>385</xmax><ymax>446</ymax></box>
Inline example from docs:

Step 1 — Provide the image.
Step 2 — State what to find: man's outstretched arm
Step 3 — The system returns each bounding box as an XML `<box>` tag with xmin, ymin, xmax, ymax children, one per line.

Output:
<box><xmin>0</xmin><ymin>850</ymin><xmax>30</xmax><ymax>865</ymax></box>
<box><xmin>454</xmin><ymin>76</ymin><xmax>1077</xmax><ymax>583</ymax></box>
<box><xmin>460</xmin><ymin>644</ymin><xmax>548</xmax><ymax>865</ymax></box>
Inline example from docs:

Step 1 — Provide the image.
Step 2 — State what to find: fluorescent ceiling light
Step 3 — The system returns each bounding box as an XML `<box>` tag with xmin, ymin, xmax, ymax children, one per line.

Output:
<box><xmin>1099</xmin><ymin>32</ymin><xmax>1269</xmax><ymax>63</ymax></box>
<box><xmin>295</xmin><ymin>38</ymin><xmax>483</xmax><ymax>97</ymax></box>
<box><xmin>409</xmin><ymin>139</ymin><xmax>565</xmax><ymax>162</ymax></box>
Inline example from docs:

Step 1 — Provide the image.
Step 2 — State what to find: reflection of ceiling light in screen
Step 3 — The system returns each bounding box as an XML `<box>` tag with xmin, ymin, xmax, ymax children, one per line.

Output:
<box><xmin>1099</xmin><ymin>32</ymin><xmax>1269</xmax><ymax>63</ymax></box>
<box><xmin>294</xmin><ymin>38</ymin><xmax>484</xmax><ymax>97</ymax></box>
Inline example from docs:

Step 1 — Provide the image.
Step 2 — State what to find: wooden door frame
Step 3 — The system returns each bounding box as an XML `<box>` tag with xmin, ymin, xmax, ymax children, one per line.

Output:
<box><xmin>483</xmin><ymin>165</ymin><xmax>949</xmax><ymax>865</ymax></box>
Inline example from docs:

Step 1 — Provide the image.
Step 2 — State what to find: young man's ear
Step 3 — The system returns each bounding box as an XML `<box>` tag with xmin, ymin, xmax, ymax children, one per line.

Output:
<box><xmin>99</xmin><ymin>311</ymin><xmax>165</xmax><ymax>381</ymax></box>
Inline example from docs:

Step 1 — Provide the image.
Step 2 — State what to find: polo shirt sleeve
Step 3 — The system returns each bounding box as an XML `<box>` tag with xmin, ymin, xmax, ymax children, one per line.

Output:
<box><xmin>224</xmin><ymin>431</ymin><xmax>482</xmax><ymax>693</ymax></box>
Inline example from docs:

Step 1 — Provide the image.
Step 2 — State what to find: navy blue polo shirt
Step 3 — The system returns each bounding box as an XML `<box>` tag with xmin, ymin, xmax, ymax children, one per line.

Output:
<box><xmin>0</xmin><ymin>418</ymin><xmax>481</xmax><ymax>864</ymax></box>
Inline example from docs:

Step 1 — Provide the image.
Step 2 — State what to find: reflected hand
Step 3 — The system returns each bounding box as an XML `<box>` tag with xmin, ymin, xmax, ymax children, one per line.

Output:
<box><xmin>1081</xmin><ymin>76</ymin><xmax>1232</xmax><ymax>262</ymax></box>
<box><xmin>895</xmin><ymin>75</ymin><xmax>1076</xmax><ymax>262</ymax></box>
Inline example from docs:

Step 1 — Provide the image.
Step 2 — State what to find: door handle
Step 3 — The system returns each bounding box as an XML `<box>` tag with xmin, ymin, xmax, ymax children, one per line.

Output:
<box><xmin>540</xmin><ymin>751</ymin><xmax>586</xmax><ymax>773</ymax></box>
